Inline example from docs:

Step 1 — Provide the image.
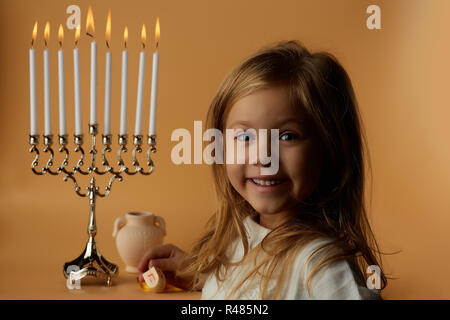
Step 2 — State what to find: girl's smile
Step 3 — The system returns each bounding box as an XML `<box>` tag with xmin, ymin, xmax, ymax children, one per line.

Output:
<box><xmin>246</xmin><ymin>176</ymin><xmax>289</xmax><ymax>193</ymax></box>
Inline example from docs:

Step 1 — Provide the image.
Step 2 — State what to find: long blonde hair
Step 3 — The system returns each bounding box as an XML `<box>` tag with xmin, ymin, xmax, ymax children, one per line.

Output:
<box><xmin>177</xmin><ymin>40</ymin><xmax>389</xmax><ymax>299</ymax></box>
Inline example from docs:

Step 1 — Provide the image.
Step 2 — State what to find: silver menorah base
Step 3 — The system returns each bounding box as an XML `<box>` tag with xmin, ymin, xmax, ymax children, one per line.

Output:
<box><xmin>29</xmin><ymin>124</ymin><xmax>157</xmax><ymax>286</ymax></box>
<box><xmin>63</xmin><ymin>237</ymin><xmax>118</xmax><ymax>286</ymax></box>
<box><xmin>62</xmin><ymin>176</ymin><xmax>119</xmax><ymax>286</ymax></box>
<box><xmin>63</xmin><ymin>236</ymin><xmax>118</xmax><ymax>286</ymax></box>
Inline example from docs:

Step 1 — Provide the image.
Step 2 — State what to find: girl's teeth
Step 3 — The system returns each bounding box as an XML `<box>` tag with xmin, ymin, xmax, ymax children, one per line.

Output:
<box><xmin>251</xmin><ymin>179</ymin><xmax>282</xmax><ymax>186</ymax></box>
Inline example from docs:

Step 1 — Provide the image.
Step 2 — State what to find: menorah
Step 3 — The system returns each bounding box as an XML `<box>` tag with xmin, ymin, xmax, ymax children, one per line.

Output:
<box><xmin>29</xmin><ymin>127</ymin><xmax>157</xmax><ymax>285</ymax></box>
<box><xmin>27</xmin><ymin>6</ymin><xmax>161</xmax><ymax>286</ymax></box>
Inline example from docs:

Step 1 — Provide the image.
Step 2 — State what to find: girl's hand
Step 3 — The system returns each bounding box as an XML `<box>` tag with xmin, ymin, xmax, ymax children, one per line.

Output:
<box><xmin>137</xmin><ymin>243</ymin><xmax>195</xmax><ymax>290</ymax></box>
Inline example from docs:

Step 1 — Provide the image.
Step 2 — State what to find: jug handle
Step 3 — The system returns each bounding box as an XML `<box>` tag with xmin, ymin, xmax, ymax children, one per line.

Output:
<box><xmin>154</xmin><ymin>216</ymin><xmax>166</xmax><ymax>236</ymax></box>
<box><xmin>112</xmin><ymin>216</ymin><xmax>127</xmax><ymax>238</ymax></box>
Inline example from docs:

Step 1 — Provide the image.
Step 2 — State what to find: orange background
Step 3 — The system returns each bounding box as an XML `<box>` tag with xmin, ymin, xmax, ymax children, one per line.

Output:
<box><xmin>1</xmin><ymin>0</ymin><xmax>449</xmax><ymax>299</ymax></box>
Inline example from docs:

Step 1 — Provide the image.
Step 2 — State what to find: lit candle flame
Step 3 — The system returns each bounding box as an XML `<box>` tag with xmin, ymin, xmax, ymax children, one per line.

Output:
<box><xmin>75</xmin><ymin>26</ymin><xmax>80</xmax><ymax>46</ymax></box>
<box><xmin>105</xmin><ymin>10</ymin><xmax>111</xmax><ymax>48</ymax></box>
<box><xmin>124</xmin><ymin>26</ymin><xmax>128</xmax><ymax>49</ymax></box>
<box><xmin>86</xmin><ymin>5</ymin><xmax>95</xmax><ymax>37</ymax></box>
<box><xmin>58</xmin><ymin>24</ymin><xmax>64</xmax><ymax>47</ymax></box>
<box><xmin>155</xmin><ymin>17</ymin><xmax>160</xmax><ymax>49</ymax></box>
<box><xmin>44</xmin><ymin>21</ymin><xmax>50</xmax><ymax>47</ymax></box>
<box><xmin>141</xmin><ymin>24</ymin><xmax>146</xmax><ymax>49</ymax></box>
<box><xmin>31</xmin><ymin>21</ymin><xmax>38</xmax><ymax>47</ymax></box>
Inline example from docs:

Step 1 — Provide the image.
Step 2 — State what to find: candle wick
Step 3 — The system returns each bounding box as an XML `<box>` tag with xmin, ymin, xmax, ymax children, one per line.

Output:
<box><xmin>106</xmin><ymin>41</ymin><xmax>110</xmax><ymax>49</ymax></box>
<box><xmin>75</xmin><ymin>40</ymin><xmax>78</xmax><ymax>46</ymax></box>
<box><xmin>31</xmin><ymin>39</ymin><xmax>34</xmax><ymax>47</ymax></box>
<box><xmin>59</xmin><ymin>41</ymin><xmax>62</xmax><ymax>48</ymax></box>
<box><xmin>44</xmin><ymin>39</ymin><xmax>47</xmax><ymax>47</ymax></box>
<box><xmin>156</xmin><ymin>41</ymin><xmax>158</xmax><ymax>50</ymax></box>
<box><xmin>86</xmin><ymin>32</ymin><xmax>94</xmax><ymax>38</ymax></box>
<box><xmin>142</xmin><ymin>43</ymin><xmax>145</xmax><ymax>50</ymax></box>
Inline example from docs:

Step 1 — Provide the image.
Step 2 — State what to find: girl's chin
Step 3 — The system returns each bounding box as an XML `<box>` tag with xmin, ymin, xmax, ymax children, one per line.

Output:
<box><xmin>248</xmin><ymin>203</ymin><xmax>287</xmax><ymax>216</ymax></box>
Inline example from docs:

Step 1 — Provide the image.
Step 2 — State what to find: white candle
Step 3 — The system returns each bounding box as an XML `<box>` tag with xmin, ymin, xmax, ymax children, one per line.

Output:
<box><xmin>149</xmin><ymin>18</ymin><xmax>160</xmax><ymax>137</ymax></box>
<box><xmin>120</xmin><ymin>27</ymin><xmax>128</xmax><ymax>136</ymax></box>
<box><xmin>43</xmin><ymin>22</ymin><xmax>51</xmax><ymax>136</ymax></box>
<box><xmin>104</xmin><ymin>51</ymin><xmax>111</xmax><ymax>135</ymax></box>
<box><xmin>149</xmin><ymin>50</ymin><xmax>159</xmax><ymax>137</ymax></box>
<box><xmin>90</xmin><ymin>40</ymin><xmax>97</xmax><ymax>125</ymax></box>
<box><xmin>104</xmin><ymin>11</ymin><xmax>112</xmax><ymax>135</ymax></box>
<box><xmin>29</xmin><ymin>22</ymin><xmax>37</xmax><ymax>135</ymax></box>
<box><xmin>74</xmin><ymin>27</ymin><xmax>82</xmax><ymax>136</ymax></box>
<box><xmin>87</xmin><ymin>6</ymin><xmax>97</xmax><ymax>125</ymax></box>
<box><xmin>58</xmin><ymin>25</ymin><xmax>67</xmax><ymax>136</ymax></box>
<box><xmin>134</xmin><ymin>24</ymin><xmax>146</xmax><ymax>136</ymax></box>
<box><xmin>134</xmin><ymin>50</ymin><xmax>146</xmax><ymax>136</ymax></box>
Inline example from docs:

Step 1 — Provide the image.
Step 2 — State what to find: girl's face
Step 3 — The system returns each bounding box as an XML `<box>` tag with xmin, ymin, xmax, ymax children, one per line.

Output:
<box><xmin>224</xmin><ymin>85</ymin><xmax>324</xmax><ymax>228</ymax></box>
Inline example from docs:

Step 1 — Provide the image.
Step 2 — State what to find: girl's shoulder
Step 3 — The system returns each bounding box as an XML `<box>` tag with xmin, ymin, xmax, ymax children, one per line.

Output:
<box><xmin>291</xmin><ymin>237</ymin><xmax>338</xmax><ymax>264</ymax></box>
<box><xmin>286</xmin><ymin>237</ymin><xmax>381</xmax><ymax>300</ymax></box>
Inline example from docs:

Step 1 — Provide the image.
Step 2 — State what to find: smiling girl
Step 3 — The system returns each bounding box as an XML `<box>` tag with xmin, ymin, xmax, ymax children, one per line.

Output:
<box><xmin>138</xmin><ymin>40</ymin><xmax>386</xmax><ymax>299</ymax></box>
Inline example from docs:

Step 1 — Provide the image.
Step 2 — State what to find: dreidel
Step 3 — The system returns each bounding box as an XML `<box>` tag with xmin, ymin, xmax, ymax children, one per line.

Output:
<box><xmin>141</xmin><ymin>266</ymin><xmax>166</xmax><ymax>293</ymax></box>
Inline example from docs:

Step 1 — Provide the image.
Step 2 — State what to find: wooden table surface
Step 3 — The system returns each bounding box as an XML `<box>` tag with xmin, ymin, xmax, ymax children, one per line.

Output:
<box><xmin>0</xmin><ymin>265</ymin><xmax>202</xmax><ymax>300</ymax></box>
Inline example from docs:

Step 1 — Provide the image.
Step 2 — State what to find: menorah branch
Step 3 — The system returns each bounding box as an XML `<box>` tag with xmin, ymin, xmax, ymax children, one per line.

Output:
<box><xmin>63</xmin><ymin>173</ymin><xmax>88</xmax><ymax>197</ymax></box>
<box><xmin>74</xmin><ymin>134</ymin><xmax>88</xmax><ymax>175</ymax></box>
<box><xmin>97</xmin><ymin>173</ymin><xmax>123</xmax><ymax>198</ymax></box>
<box><xmin>29</xmin><ymin>135</ymin><xmax>42</xmax><ymax>175</ymax></box>
<box><xmin>99</xmin><ymin>134</ymin><xmax>112</xmax><ymax>173</ymax></box>
<box><xmin>58</xmin><ymin>134</ymin><xmax>70</xmax><ymax>169</ymax></box>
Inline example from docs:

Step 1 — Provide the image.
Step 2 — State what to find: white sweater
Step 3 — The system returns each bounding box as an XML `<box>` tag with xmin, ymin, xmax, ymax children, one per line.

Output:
<box><xmin>201</xmin><ymin>216</ymin><xmax>381</xmax><ymax>300</ymax></box>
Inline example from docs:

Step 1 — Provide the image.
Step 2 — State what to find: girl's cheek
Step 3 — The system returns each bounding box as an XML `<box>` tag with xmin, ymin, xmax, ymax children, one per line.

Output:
<box><xmin>225</xmin><ymin>164</ymin><xmax>246</xmax><ymax>188</ymax></box>
<box><xmin>289</xmin><ymin>145</ymin><xmax>323</xmax><ymax>196</ymax></box>
<box><xmin>281</xmin><ymin>146</ymin><xmax>312</xmax><ymax>183</ymax></box>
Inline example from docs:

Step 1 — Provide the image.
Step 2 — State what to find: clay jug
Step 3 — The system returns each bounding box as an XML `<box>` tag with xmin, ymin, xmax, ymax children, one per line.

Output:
<box><xmin>112</xmin><ymin>211</ymin><xmax>166</xmax><ymax>273</ymax></box>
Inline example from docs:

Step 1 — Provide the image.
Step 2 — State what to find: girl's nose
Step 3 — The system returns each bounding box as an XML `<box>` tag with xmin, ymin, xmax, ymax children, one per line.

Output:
<box><xmin>254</xmin><ymin>130</ymin><xmax>272</xmax><ymax>166</ymax></box>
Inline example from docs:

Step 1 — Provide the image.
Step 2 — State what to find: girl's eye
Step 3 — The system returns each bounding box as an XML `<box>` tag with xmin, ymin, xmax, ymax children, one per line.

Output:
<box><xmin>235</xmin><ymin>133</ymin><xmax>256</xmax><ymax>142</ymax></box>
<box><xmin>280</xmin><ymin>132</ymin><xmax>299</xmax><ymax>141</ymax></box>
